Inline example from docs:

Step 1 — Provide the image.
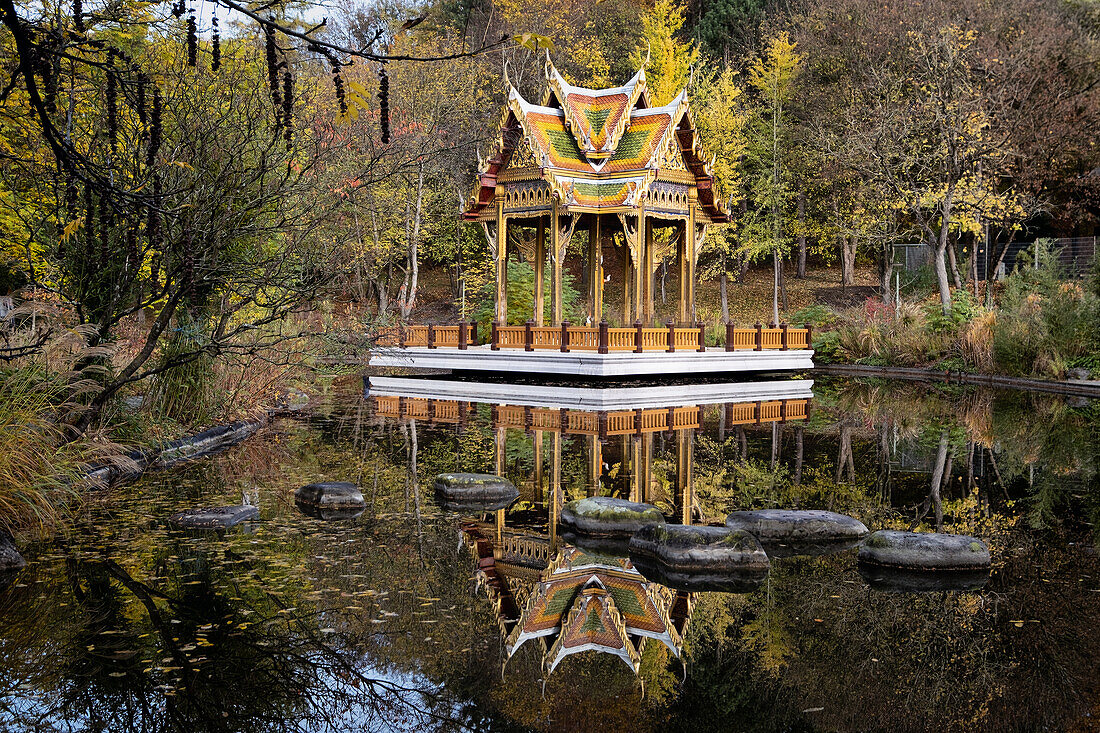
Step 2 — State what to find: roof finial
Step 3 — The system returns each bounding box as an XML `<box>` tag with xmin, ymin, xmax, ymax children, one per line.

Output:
<box><xmin>643</xmin><ymin>41</ymin><xmax>651</xmax><ymax>70</ymax></box>
<box><xmin>688</xmin><ymin>64</ymin><xmax>695</xmax><ymax>89</ymax></box>
<box><xmin>503</xmin><ymin>59</ymin><xmax>512</xmax><ymax>89</ymax></box>
<box><xmin>544</xmin><ymin>47</ymin><xmax>553</xmax><ymax>79</ymax></box>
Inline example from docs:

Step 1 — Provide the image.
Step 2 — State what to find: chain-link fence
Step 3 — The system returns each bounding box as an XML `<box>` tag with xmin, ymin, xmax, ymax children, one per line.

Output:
<box><xmin>895</xmin><ymin>236</ymin><xmax>1097</xmax><ymax>281</ymax></box>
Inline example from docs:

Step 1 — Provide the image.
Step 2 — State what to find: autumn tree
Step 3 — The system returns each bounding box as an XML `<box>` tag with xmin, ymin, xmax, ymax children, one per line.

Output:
<box><xmin>739</xmin><ymin>32</ymin><xmax>800</xmax><ymax>325</ymax></box>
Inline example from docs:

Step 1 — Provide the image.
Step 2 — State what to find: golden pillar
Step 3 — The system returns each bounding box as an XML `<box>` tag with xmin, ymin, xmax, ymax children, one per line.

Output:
<box><xmin>588</xmin><ymin>215</ymin><xmax>603</xmax><ymax>323</ymax></box>
<box><xmin>677</xmin><ymin>428</ymin><xmax>693</xmax><ymax>525</ymax></box>
<box><xmin>587</xmin><ymin>434</ymin><xmax>602</xmax><ymax>495</ymax></box>
<box><xmin>534</xmin><ymin>219</ymin><xmax>546</xmax><ymax>326</ymax></box>
<box><xmin>643</xmin><ymin>217</ymin><xmax>655</xmax><ymax>324</ymax></box>
<box><xmin>533</xmin><ymin>429</ymin><xmax>544</xmax><ymax>502</ymax></box>
<box><xmin>630</xmin><ymin>436</ymin><xmax>643</xmax><ymax>502</ymax></box>
<box><xmin>494</xmin><ymin>197</ymin><xmax>507</xmax><ymax>325</ymax></box>
<box><xmin>550</xmin><ymin>431</ymin><xmax>562</xmax><ymax>550</ymax></box>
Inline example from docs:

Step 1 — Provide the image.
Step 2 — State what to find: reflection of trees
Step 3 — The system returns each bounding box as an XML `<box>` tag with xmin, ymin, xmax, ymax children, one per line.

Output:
<box><xmin>0</xmin><ymin>536</ymin><xmax>464</xmax><ymax>732</ymax></box>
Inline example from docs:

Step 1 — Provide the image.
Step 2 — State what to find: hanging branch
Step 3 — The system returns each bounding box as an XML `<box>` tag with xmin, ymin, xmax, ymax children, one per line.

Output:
<box><xmin>186</xmin><ymin>7</ymin><xmax>197</xmax><ymax>66</ymax></box>
<box><xmin>378</xmin><ymin>64</ymin><xmax>390</xmax><ymax>144</ymax></box>
<box><xmin>281</xmin><ymin>70</ymin><xmax>293</xmax><ymax>147</ymax></box>
<box><xmin>211</xmin><ymin>12</ymin><xmax>220</xmax><ymax>71</ymax></box>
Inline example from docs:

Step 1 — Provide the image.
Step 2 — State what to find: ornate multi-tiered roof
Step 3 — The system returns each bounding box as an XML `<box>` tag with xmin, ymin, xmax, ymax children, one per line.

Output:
<box><xmin>464</xmin><ymin>57</ymin><xmax>728</xmax><ymax>223</ymax></box>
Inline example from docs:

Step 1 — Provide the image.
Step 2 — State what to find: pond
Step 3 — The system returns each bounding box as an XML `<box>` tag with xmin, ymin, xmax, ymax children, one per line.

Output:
<box><xmin>1</xmin><ymin>376</ymin><xmax>1097</xmax><ymax>732</ymax></box>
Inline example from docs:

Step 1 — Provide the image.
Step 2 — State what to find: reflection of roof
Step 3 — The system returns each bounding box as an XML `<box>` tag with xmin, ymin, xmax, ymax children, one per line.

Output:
<box><xmin>486</xmin><ymin>545</ymin><xmax>683</xmax><ymax>675</ymax></box>
<box><xmin>464</xmin><ymin>57</ymin><xmax>728</xmax><ymax>222</ymax></box>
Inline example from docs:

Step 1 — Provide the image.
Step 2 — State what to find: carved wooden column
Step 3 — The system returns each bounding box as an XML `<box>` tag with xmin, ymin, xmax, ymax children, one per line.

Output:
<box><xmin>533</xmin><ymin>428</ymin><xmax>544</xmax><ymax>502</ymax></box>
<box><xmin>677</xmin><ymin>428</ymin><xmax>693</xmax><ymax>525</ymax></box>
<box><xmin>550</xmin><ymin>206</ymin><xmax>575</xmax><ymax>326</ymax></box>
<box><xmin>644</xmin><ymin>217</ymin><xmax>655</xmax><ymax>324</ymax></box>
<box><xmin>534</xmin><ymin>218</ymin><xmax>546</xmax><ymax>326</ymax></box>
<box><xmin>588</xmin><ymin>214</ymin><xmax>603</xmax><ymax>323</ymax></box>
<box><xmin>550</xmin><ymin>431</ymin><xmax>562</xmax><ymax>550</ymax></box>
<box><xmin>494</xmin><ymin>196</ymin><xmax>507</xmax><ymax>325</ymax></box>
<box><xmin>630</xmin><ymin>436</ymin><xmax>643</xmax><ymax>502</ymax></box>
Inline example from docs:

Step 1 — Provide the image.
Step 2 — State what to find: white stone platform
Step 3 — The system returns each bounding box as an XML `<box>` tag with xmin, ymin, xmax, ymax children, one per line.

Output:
<box><xmin>367</xmin><ymin>376</ymin><xmax>814</xmax><ymax>411</ymax></box>
<box><xmin>367</xmin><ymin>345</ymin><xmax>814</xmax><ymax>377</ymax></box>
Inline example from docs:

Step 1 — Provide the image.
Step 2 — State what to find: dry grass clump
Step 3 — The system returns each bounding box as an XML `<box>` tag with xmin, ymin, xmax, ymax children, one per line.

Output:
<box><xmin>960</xmin><ymin>311</ymin><xmax>996</xmax><ymax>373</ymax></box>
<box><xmin>0</xmin><ymin>369</ymin><xmax>115</xmax><ymax>535</ymax></box>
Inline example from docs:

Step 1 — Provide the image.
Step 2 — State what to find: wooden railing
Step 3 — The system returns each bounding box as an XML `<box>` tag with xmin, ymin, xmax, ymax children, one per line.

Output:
<box><xmin>372</xmin><ymin>396</ymin><xmax>811</xmax><ymax>435</ymax></box>
<box><xmin>377</xmin><ymin>320</ymin><xmax>813</xmax><ymax>353</ymax></box>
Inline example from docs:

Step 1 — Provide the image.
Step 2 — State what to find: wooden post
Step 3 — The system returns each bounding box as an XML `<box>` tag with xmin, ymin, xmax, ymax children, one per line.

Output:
<box><xmin>491</xmin><ymin>320</ymin><xmax>499</xmax><ymax>351</ymax></box>
<box><xmin>622</xmin><ymin>243</ymin><xmax>632</xmax><ymax>326</ymax></box>
<box><xmin>534</xmin><ymin>219</ymin><xmax>546</xmax><ymax>326</ymax></box>
<box><xmin>678</xmin><ymin>219</ymin><xmax>689</xmax><ymax>324</ymax></box>
<box><xmin>560</xmin><ymin>320</ymin><xmax>570</xmax><ymax>353</ymax></box>
<box><xmin>634</xmin><ymin>320</ymin><xmax>643</xmax><ymax>353</ymax></box>
<box><xmin>754</xmin><ymin>401</ymin><xmax>762</xmax><ymax>424</ymax></box>
<box><xmin>643</xmin><ymin>217</ymin><xmax>655</xmax><ymax>324</ymax></box>
<box><xmin>666</xmin><ymin>406</ymin><xmax>676</xmax><ymax>433</ymax></box>
<box><xmin>597</xmin><ymin>411</ymin><xmax>608</xmax><ymax>440</ymax></box>
<box><xmin>781</xmin><ymin>323</ymin><xmax>789</xmax><ymax>350</ymax></box>
<box><xmin>634</xmin><ymin>408</ymin><xmax>643</xmax><ymax>435</ymax></box>
<box><xmin>398</xmin><ymin>326</ymin><xmax>406</xmax><ymax>348</ymax></box>
<box><xmin>550</xmin><ymin>431</ymin><xmax>562</xmax><ymax>549</ymax></box>
<box><xmin>470</xmin><ymin>321</ymin><xmax>478</xmax><ymax>346</ymax></box>
<box><xmin>598</xmin><ymin>319</ymin><xmax>609</xmax><ymax>354</ymax></box>
<box><xmin>494</xmin><ymin>200</ymin><xmax>507</xmax><ymax>325</ymax></box>
<box><xmin>805</xmin><ymin>322</ymin><xmax>813</xmax><ymax>350</ymax></box>
<box><xmin>458</xmin><ymin>321</ymin><xmax>468</xmax><ymax>350</ymax></box>
<box><xmin>525</xmin><ymin>319</ymin><xmax>534</xmax><ymax>352</ymax></box>
<box><xmin>551</xmin><ymin>206</ymin><xmax>563</xmax><ymax>326</ymax></box>
<box><xmin>588</xmin><ymin>215</ymin><xmax>601</xmax><ymax>323</ymax></box>
<box><xmin>427</xmin><ymin>325</ymin><xmax>436</xmax><ymax>349</ymax></box>
<box><xmin>725</xmin><ymin>321</ymin><xmax>734</xmax><ymax>352</ymax></box>
<box><xmin>754</xmin><ymin>322</ymin><xmax>763</xmax><ymax>351</ymax></box>
<box><xmin>666</xmin><ymin>320</ymin><xmax>676</xmax><ymax>353</ymax></box>
<box><xmin>780</xmin><ymin>400</ymin><xmax>788</xmax><ymax>422</ymax></box>
<box><xmin>696</xmin><ymin>320</ymin><xmax>705</xmax><ymax>352</ymax></box>
<box><xmin>524</xmin><ymin>405</ymin><xmax>534</xmax><ymax>434</ymax></box>
<box><xmin>559</xmin><ymin>407</ymin><xmax>569</xmax><ymax>433</ymax></box>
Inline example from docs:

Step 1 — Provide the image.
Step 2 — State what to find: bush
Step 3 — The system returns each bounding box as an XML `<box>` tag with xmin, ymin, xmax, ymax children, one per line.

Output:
<box><xmin>991</xmin><ymin>243</ymin><xmax>1100</xmax><ymax>377</ymax></box>
<box><xmin>471</xmin><ymin>260</ymin><xmax>584</xmax><ymax>333</ymax></box>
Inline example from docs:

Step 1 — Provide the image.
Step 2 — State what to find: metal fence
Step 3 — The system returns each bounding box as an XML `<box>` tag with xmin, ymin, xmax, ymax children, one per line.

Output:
<box><xmin>894</xmin><ymin>237</ymin><xmax>1097</xmax><ymax>281</ymax></box>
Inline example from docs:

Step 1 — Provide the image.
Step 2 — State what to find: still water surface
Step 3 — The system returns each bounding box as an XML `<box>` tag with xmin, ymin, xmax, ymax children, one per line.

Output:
<box><xmin>1</xmin><ymin>376</ymin><xmax>1098</xmax><ymax>732</ymax></box>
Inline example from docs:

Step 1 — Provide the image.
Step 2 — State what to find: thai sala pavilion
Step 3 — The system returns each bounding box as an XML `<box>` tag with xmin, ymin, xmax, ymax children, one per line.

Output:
<box><xmin>369</xmin><ymin>54</ymin><xmax>813</xmax><ymax>376</ymax></box>
<box><xmin>463</xmin><ymin>54</ymin><xmax>729</xmax><ymax>327</ymax></box>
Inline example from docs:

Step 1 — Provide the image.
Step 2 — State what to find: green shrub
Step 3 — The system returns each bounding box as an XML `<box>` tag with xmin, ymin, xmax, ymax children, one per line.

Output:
<box><xmin>812</xmin><ymin>329</ymin><xmax>843</xmax><ymax>362</ymax></box>
<box><xmin>471</xmin><ymin>260</ymin><xmax>584</xmax><ymax>332</ymax></box>
<box><xmin>789</xmin><ymin>303</ymin><xmax>834</xmax><ymax>328</ymax></box>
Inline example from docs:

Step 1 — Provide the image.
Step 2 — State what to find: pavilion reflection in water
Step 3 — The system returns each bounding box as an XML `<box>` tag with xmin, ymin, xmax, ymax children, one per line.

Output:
<box><xmin>366</xmin><ymin>378</ymin><xmax>812</xmax><ymax>674</ymax></box>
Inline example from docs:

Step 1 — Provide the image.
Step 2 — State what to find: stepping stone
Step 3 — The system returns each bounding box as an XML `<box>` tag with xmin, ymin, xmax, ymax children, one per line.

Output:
<box><xmin>559</xmin><ymin>496</ymin><xmax>665</xmax><ymax>538</ymax></box>
<box><xmin>168</xmin><ymin>505</ymin><xmax>258</xmax><ymax>530</ymax></box>
<box><xmin>295</xmin><ymin>482</ymin><xmax>365</xmax><ymax>520</ymax></box>
<box><xmin>858</xmin><ymin>565</ymin><xmax>990</xmax><ymax>593</ymax></box>
<box><xmin>725</xmin><ymin>509</ymin><xmax>869</xmax><ymax>543</ymax></box>
<box><xmin>858</xmin><ymin>530</ymin><xmax>991</xmax><ymax>571</ymax></box>
<box><xmin>295</xmin><ymin>482</ymin><xmax>365</xmax><ymax>509</ymax></box>
<box><xmin>629</xmin><ymin>524</ymin><xmax>770</xmax><ymax>572</ymax></box>
<box><xmin>433</xmin><ymin>473</ymin><xmax>519</xmax><ymax>512</ymax></box>
<box><xmin>0</xmin><ymin>530</ymin><xmax>25</xmax><ymax>571</ymax></box>
<box><xmin>631</xmin><ymin>559</ymin><xmax>768</xmax><ymax>594</ymax></box>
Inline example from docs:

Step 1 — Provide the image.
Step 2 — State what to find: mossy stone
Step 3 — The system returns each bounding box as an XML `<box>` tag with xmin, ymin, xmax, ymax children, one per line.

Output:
<box><xmin>433</xmin><ymin>473</ymin><xmax>519</xmax><ymax>512</ymax></box>
<box><xmin>629</xmin><ymin>524</ymin><xmax>769</xmax><ymax>572</ymax></box>
<box><xmin>858</xmin><ymin>530</ymin><xmax>991</xmax><ymax>571</ymax></box>
<box><xmin>559</xmin><ymin>496</ymin><xmax>665</xmax><ymax>537</ymax></box>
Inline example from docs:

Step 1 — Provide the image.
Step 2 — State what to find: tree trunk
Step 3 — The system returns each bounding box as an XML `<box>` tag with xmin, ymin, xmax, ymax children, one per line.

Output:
<box><xmin>720</xmin><ymin>271</ymin><xmax>729</xmax><ymax>323</ymax></box>
<box><xmin>840</xmin><ymin>236</ymin><xmax>856</xmax><ymax>288</ymax></box>
<box><xmin>947</xmin><ymin>236</ymin><xmax>963</xmax><ymax>290</ymax></box>
<box><xmin>796</xmin><ymin>193</ymin><xmax>807</xmax><ymax>278</ymax></box>
<box><xmin>793</xmin><ymin>426</ymin><xmax>804</xmax><ymax>486</ymax></box>
<box><xmin>771</xmin><ymin>249</ymin><xmax>780</xmax><ymax>326</ymax></box>
<box><xmin>934</xmin><ymin>188</ymin><xmax>956</xmax><ymax>313</ymax></box>
<box><xmin>401</xmin><ymin>166</ymin><xmax>424</xmax><ymax>319</ymax></box>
